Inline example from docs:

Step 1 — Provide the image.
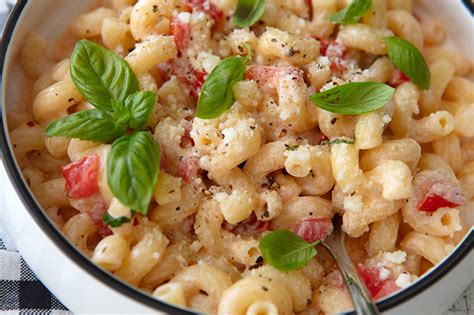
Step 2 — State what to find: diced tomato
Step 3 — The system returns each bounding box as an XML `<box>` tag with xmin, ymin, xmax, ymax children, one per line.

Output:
<box><xmin>26</xmin><ymin>120</ymin><xmax>35</xmax><ymax>127</ymax></box>
<box><xmin>246</xmin><ymin>65</ymin><xmax>303</xmax><ymax>93</ymax></box>
<box><xmin>171</xmin><ymin>58</ymin><xmax>207</xmax><ymax>99</ymax></box>
<box><xmin>417</xmin><ymin>192</ymin><xmax>462</xmax><ymax>212</ymax></box>
<box><xmin>171</xmin><ymin>16</ymin><xmax>191</xmax><ymax>51</ymax></box>
<box><xmin>180</xmin><ymin>120</ymin><xmax>195</xmax><ymax>148</ymax></box>
<box><xmin>357</xmin><ymin>264</ymin><xmax>386</xmax><ymax>298</ymax></box>
<box><xmin>223</xmin><ymin>212</ymin><xmax>270</xmax><ymax>236</ymax></box>
<box><xmin>388</xmin><ymin>69</ymin><xmax>410</xmax><ymax>88</ymax></box>
<box><xmin>293</xmin><ymin>217</ymin><xmax>333</xmax><ymax>243</ymax></box>
<box><xmin>373</xmin><ymin>280</ymin><xmax>400</xmax><ymax>300</ymax></box>
<box><xmin>416</xmin><ymin>182</ymin><xmax>465</xmax><ymax>212</ymax></box>
<box><xmin>177</xmin><ymin>157</ymin><xmax>200</xmax><ymax>183</ymax></box>
<box><xmin>184</xmin><ymin>0</ymin><xmax>223</xmax><ymax>25</ymax></box>
<box><xmin>319</xmin><ymin>39</ymin><xmax>348</xmax><ymax>59</ymax></box>
<box><xmin>62</xmin><ymin>154</ymin><xmax>100</xmax><ymax>199</ymax></box>
<box><xmin>318</xmin><ymin>39</ymin><xmax>348</xmax><ymax>74</ymax></box>
<box><xmin>188</xmin><ymin>70</ymin><xmax>207</xmax><ymax>99</ymax></box>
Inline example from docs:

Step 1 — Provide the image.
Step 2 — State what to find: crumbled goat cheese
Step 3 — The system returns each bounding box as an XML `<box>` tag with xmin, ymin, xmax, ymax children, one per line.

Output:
<box><xmin>383</xmin><ymin>251</ymin><xmax>407</xmax><ymax>265</ymax></box>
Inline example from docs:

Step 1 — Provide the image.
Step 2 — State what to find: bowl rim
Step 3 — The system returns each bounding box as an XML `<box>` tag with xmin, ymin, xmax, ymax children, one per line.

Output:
<box><xmin>0</xmin><ymin>1</ymin><xmax>473</xmax><ymax>314</ymax></box>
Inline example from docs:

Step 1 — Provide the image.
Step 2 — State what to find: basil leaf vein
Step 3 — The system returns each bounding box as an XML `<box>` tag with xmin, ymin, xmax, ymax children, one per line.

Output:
<box><xmin>196</xmin><ymin>55</ymin><xmax>249</xmax><ymax>119</ymax></box>
<box><xmin>233</xmin><ymin>0</ymin><xmax>266</xmax><ymax>28</ymax></box>
<box><xmin>103</xmin><ymin>213</ymin><xmax>131</xmax><ymax>227</ymax></box>
<box><xmin>107</xmin><ymin>132</ymin><xmax>160</xmax><ymax>214</ymax></box>
<box><xmin>385</xmin><ymin>36</ymin><xmax>430</xmax><ymax>90</ymax></box>
<box><xmin>44</xmin><ymin>109</ymin><xmax>127</xmax><ymax>142</ymax></box>
<box><xmin>70</xmin><ymin>39</ymin><xmax>139</xmax><ymax>111</ymax></box>
<box><xmin>329</xmin><ymin>0</ymin><xmax>372</xmax><ymax>25</ymax></box>
<box><xmin>259</xmin><ymin>230</ymin><xmax>319</xmax><ymax>271</ymax></box>
<box><xmin>310</xmin><ymin>82</ymin><xmax>395</xmax><ymax>115</ymax></box>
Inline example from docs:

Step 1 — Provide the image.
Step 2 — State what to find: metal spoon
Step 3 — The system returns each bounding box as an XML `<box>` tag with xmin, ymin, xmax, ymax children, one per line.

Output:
<box><xmin>320</xmin><ymin>216</ymin><xmax>381</xmax><ymax>315</ymax></box>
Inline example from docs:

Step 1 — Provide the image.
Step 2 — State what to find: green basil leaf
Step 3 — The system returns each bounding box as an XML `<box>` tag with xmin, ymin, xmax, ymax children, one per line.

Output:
<box><xmin>196</xmin><ymin>55</ymin><xmax>249</xmax><ymax>119</ymax></box>
<box><xmin>103</xmin><ymin>213</ymin><xmax>131</xmax><ymax>227</ymax></box>
<box><xmin>124</xmin><ymin>91</ymin><xmax>157</xmax><ymax>129</ymax></box>
<box><xmin>111</xmin><ymin>100</ymin><xmax>131</xmax><ymax>125</ymax></box>
<box><xmin>329</xmin><ymin>0</ymin><xmax>372</xmax><ymax>25</ymax></box>
<box><xmin>70</xmin><ymin>39</ymin><xmax>139</xmax><ymax>111</ymax></box>
<box><xmin>107</xmin><ymin>132</ymin><xmax>160</xmax><ymax>214</ymax></box>
<box><xmin>310</xmin><ymin>82</ymin><xmax>395</xmax><ymax>115</ymax></box>
<box><xmin>259</xmin><ymin>230</ymin><xmax>319</xmax><ymax>271</ymax></box>
<box><xmin>233</xmin><ymin>0</ymin><xmax>266</xmax><ymax>28</ymax></box>
<box><xmin>320</xmin><ymin>138</ymin><xmax>355</xmax><ymax>145</ymax></box>
<box><xmin>385</xmin><ymin>36</ymin><xmax>431</xmax><ymax>90</ymax></box>
<box><xmin>44</xmin><ymin>109</ymin><xmax>127</xmax><ymax>143</ymax></box>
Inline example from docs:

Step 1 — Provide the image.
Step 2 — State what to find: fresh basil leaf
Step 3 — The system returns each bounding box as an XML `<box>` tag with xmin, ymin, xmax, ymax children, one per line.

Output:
<box><xmin>259</xmin><ymin>230</ymin><xmax>319</xmax><ymax>271</ymax></box>
<box><xmin>233</xmin><ymin>0</ymin><xmax>266</xmax><ymax>28</ymax></box>
<box><xmin>44</xmin><ymin>109</ymin><xmax>127</xmax><ymax>143</ymax></box>
<box><xmin>329</xmin><ymin>0</ymin><xmax>372</xmax><ymax>25</ymax></box>
<box><xmin>124</xmin><ymin>91</ymin><xmax>157</xmax><ymax>129</ymax></box>
<box><xmin>196</xmin><ymin>55</ymin><xmax>249</xmax><ymax>119</ymax></box>
<box><xmin>107</xmin><ymin>132</ymin><xmax>160</xmax><ymax>214</ymax></box>
<box><xmin>385</xmin><ymin>36</ymin><xmax>430</xmax><ymax>90</ymax></box>
<box><xmin>320</xmin><ymin>138</ymin><xmax>355</xmax><ymax>145</ymax></box>
<box><xmin>103</xmin><ymin>213</ymin><xmax>131</xmax><ymax>227</ymax></box>
<box><xmin>70</xmin><ymin>39</ymin><xmax>139</xmax><ymax>111</ymax></box>
<box><xmin>310</xmin><ymin>82</ymin><xmax>395</xmax><ymax>115</ymax></box>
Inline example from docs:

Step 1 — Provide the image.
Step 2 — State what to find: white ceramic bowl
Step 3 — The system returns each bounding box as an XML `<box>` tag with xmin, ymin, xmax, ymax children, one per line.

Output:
<box><xmin>1</xmin><ymin>1</ymin><xmax>473</xmax><ymax>314</ymax></box>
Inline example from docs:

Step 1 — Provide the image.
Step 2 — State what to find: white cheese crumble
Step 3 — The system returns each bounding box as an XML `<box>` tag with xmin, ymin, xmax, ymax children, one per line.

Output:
<box><xmin>177</xmin><ymin>12</ymin><xmax>191</xmax><ymax>23</ymax></box>
<box><xmin>379</xmin><ymin>267</ymin><xmax>391</xmax><ymax>281</ymax></box>
<box><xmin>395</xmin><ymin>273</ymin><xmax>412</xmax><ymax>288</ymax></box>
<box><xmin>383</xmin><ymin>250</ymin><xmax>407</xmax><ymax>265</ymax></box>
<box><xmin>382</xmin><ymin>115</ymin><xmax>392</xmax><ymax>124</ymax></box>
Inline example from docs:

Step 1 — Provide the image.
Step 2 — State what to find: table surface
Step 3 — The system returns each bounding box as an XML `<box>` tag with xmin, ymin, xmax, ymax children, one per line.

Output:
<box><xmin>0</xmin><ymin>1</ymin><xmax>472</xmax><ymax>314</ymax></box>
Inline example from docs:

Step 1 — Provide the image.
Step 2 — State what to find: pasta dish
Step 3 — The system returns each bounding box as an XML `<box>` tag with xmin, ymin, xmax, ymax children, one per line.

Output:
<box><xmin>7</xmin><ymin>0</ymin><xmax>473</xmax><ymax>314</ymax></box>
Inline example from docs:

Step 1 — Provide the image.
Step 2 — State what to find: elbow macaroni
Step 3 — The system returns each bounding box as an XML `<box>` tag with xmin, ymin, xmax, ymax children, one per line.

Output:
<box><xmin>11</xmin><ymin>1</ymin><xmax>474</xmax><ymax>314</ymax></box>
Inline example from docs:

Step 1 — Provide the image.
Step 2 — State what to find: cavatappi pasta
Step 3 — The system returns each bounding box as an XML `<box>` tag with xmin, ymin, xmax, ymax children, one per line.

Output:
<box><xmin>10</xmin><ymin>0</ymin><xmax>473</xmax><ymax>314</ymax></box>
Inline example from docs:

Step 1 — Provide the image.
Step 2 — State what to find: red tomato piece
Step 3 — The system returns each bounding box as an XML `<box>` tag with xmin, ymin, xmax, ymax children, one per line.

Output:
<box><xmin>373</xmin><ymin>280</ymin><xmax>400</xmax><ymax>300</ymax></box>
<box><xmin>357</xmin><ymin>264</ymin><xmax>386</xmax><ymax>298</ymax></box>
<box><xmin>177</xmin><ymin>157</ymin><xmax>200</xmax><ymax>183</ymax></box>
<box><xmin>185</xmin><ymin>0</ymin><xmax>223</xmax><ymax>25</ymax></box>
<box><xmin>246</xmin><ymin>65</ymin><xmax>302</xmax><ymax>93</ymax></box>
<box><xmin>416</xmin><ymin>181</ymin><xmax>465</xmax><ymax>212</ymax></box>
<box><xmin>318</xmin><ymin>39</ymin><xmax>348</xmax><ymax>74</ymax></box>
<box><xmin>329</xmin><ymin>57</ymin><xmax>348</xmax><ymax>74</ymax></box>
<box><xmin>188</xmin><ymin>69</ymin><xmax>206</xmax><ymax>99</ymax></box>
<box><xmin>62</xmin><ymin>154</ymin><xmax>100</xmax><ymax>199</ymax></box>
<box><xmin>180</xmin><ymin>120</ymin><xmax>195</xmax><ymax>148</ymax></box>
<box><xmin>388</xmin><ymin>69</ymin><xmax>410</xmax><ymax>88</ymax></box>
<box><xmin>171</xmin><ymin>16</ymin><xmax>191</xmax><ymax>51</ymax></box>
<box><xmin>320</xmin><ymin>39</ymin><xmax>348</xmax><ymax>58</ymax></box>
<box><xmin>293</xmin><ymin>217</ymin><xmax>333</xmax><ymax>243</ymax></box>
<box><xmin>171</xmin><ymin>58</ymin><xmax>207</xmax><ymax>98</ymax></box>
<box><xmin>417</xmin><ymin>192</ymin><xmax>462</xmax><ymax>212</ymax></box>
